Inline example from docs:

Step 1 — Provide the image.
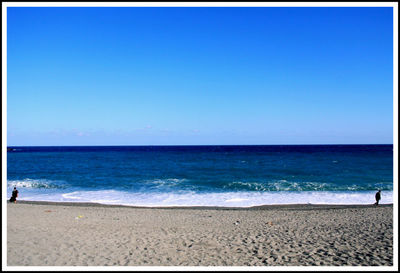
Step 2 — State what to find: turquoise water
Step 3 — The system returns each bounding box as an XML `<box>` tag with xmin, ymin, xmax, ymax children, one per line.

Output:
<box><xmin>7</xmin><ymin>145</ymin><xmax>393</xmax><ymax>207</ymax></box>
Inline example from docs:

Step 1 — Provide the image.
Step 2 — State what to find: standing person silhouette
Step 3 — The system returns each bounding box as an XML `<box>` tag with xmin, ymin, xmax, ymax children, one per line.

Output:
<box><xmin>374</xmin><ymin>190</ymin><xmax>381</xmax><ymax>206</ymax></box>
<box><xmin>10</xmin><ymin>187</ymin><xmax>18</xmax><ymax>203</ymax></box>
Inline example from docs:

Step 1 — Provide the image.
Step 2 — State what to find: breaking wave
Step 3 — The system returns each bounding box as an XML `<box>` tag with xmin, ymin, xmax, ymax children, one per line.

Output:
<box><xmin>224</xmin><ymin>180</ymin><xmax>393</xmax><ymax>192</ymax></box>
<box><xmin>7</xmin><ymin>179</ymin><xmax>68</xmax><ymax>189</ymax></box>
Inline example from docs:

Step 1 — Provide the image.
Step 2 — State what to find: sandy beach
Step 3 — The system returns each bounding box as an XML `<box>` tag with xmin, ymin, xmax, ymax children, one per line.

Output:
<box><xmin>7</xmin><ymin>201</ymin><xmax>393</xmax><ymax>267</ymax></box>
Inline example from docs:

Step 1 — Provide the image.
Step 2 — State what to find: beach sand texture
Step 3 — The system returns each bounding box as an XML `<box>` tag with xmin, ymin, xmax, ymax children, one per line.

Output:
<box><xmin>7</xmin><ymin>202</ymin><xmax>393</xmax><ymax>266</ymax></box>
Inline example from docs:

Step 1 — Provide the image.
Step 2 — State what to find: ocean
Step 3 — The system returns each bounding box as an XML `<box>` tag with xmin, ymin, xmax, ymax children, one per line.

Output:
<box><xmin>6</xmin><ymin>145</ymin><xmax>393</xmax><ymax>207</ymax></box>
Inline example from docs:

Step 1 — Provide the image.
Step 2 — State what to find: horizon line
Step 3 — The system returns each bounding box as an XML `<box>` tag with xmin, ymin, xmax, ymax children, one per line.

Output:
<box><xmin>6</xmin><ymin>143</ymin><xmax>394</xmax><ymax>147</ymax></box>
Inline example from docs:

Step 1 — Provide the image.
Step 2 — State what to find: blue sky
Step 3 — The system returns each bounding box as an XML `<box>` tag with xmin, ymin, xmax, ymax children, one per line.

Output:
<box><xmin>7</xmin><ymin>7</ymin><xmax>393</xmax><ymax>145</ymax></box>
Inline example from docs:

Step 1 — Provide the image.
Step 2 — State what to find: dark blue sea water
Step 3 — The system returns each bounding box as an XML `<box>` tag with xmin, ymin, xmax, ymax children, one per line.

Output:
<box><xmin>7</xmin><ymin>145</ymin><xmax>393</xmax><ymax>207</ymax></box>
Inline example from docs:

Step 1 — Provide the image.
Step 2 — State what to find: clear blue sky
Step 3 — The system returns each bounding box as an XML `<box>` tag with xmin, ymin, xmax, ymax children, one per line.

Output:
<box><xmin>7</xmin><ymin>7</ymin><xmax>393</xmax><ymax>145</ymax></box>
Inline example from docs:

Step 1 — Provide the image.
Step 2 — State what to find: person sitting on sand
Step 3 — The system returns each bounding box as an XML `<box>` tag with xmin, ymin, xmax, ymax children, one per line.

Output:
<box><xmin>10</xmin><ymin>187</ymin><xmax>19</xmax><ymax>203</ymax></box>
<box><xmin>375</xmin><ymin>190</ymin><xmax>381</xmax><ymax>206</ymax></box>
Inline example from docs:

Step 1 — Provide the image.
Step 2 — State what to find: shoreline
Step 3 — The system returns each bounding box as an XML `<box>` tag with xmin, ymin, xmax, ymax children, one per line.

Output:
<box><xmin>12</xmin><ymin>199</ymin><xmax>394</xmax><ymax>210</ymax></box>
<box><xmin>8</xmin><ymin>187</ymin><xmax>393</xmax><ymax>208</ymax></box>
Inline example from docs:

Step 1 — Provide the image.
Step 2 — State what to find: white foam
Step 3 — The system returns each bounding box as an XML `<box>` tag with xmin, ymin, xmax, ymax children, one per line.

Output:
<box><xmin>226</xmin><ymin>198</ymin><xmax>249</xmax><ymax>203</ymax></box>
<box><xmin>226</xmin><ymin>180</ymin><xmax>332</xmax><ymax>191</ymax></box>
<box><xmin>62</xmin><ymin>192</ymin><xmax>82</xmax><ymax>200</ymax></box>
<box><xmin>147</xmin><ymin>178</ymin><xmax>188</xmax><ymax>188</ymax></box>
<box><xmin>17</xmin><ymin>190</ymin><xmax>394</xmax><ymax>207</ymax></box>
<box><xmin>7</xmin><ymin>179</ymin><xmax>65</xmax><ymax>189</ymax></box>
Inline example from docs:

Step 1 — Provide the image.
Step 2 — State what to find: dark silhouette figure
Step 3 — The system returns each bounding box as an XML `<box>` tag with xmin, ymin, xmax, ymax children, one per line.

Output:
<box><xmin>375</xmin><ymin>190</ymin><xmax>381</xmax><ymax>206</ymax></box>
<box><xmin>9</xmin><ymin>187</ymin><xmax>18</xmax><ymax>203</ymax></box>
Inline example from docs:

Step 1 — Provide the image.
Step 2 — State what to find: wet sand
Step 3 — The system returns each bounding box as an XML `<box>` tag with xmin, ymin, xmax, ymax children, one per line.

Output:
<box><xmin>7</xmin><ymin>201</ymin><xmax>394</xmax><ymax>267</ymax></box>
